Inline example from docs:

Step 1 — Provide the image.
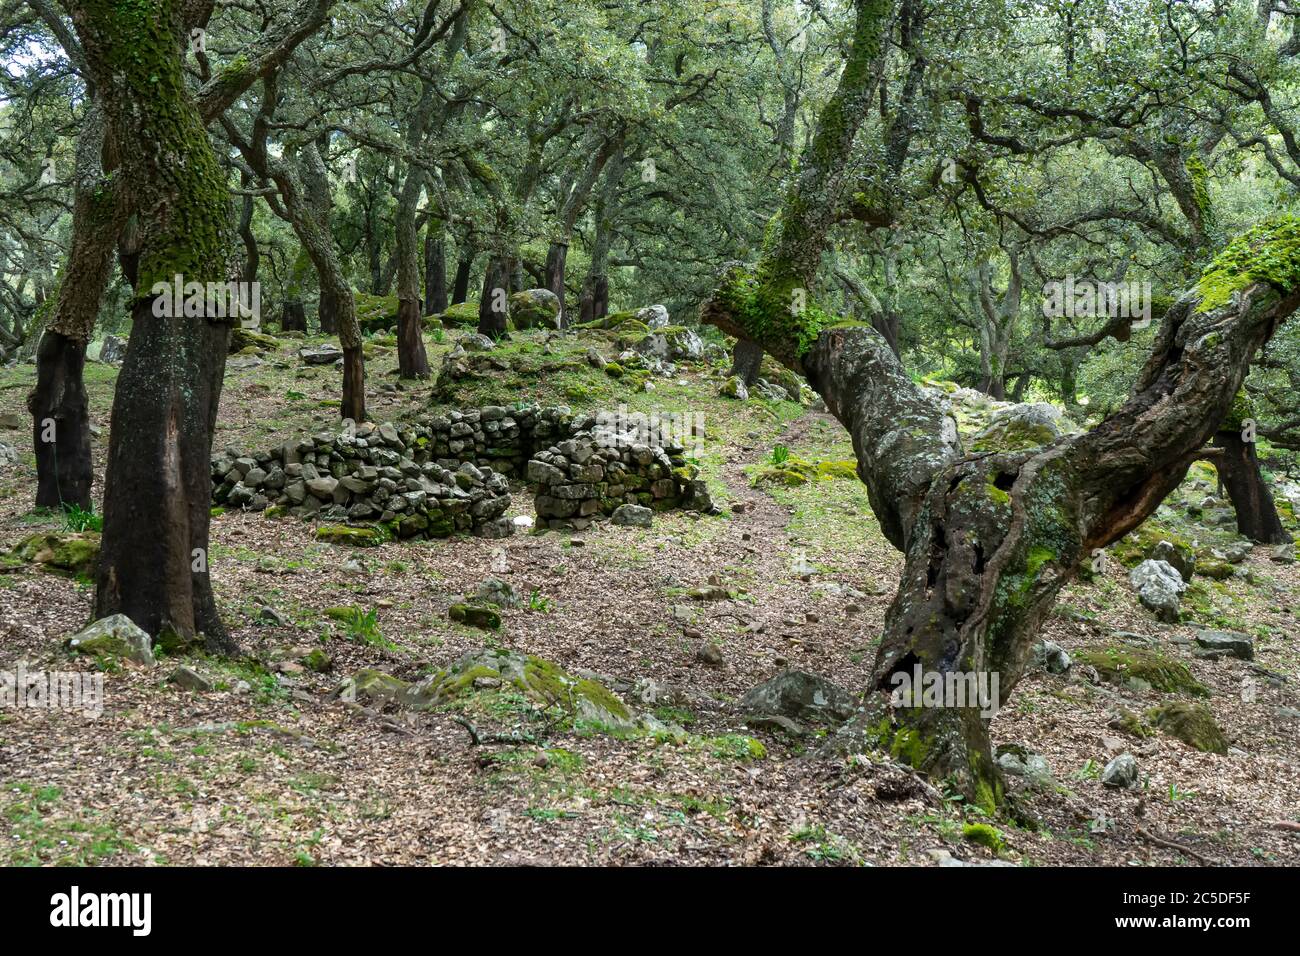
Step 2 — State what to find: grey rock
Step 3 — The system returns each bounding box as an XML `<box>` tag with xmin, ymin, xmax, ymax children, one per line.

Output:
<box><xmin>739</xmin><ymin>670</ymin><xmax>855</xmax><ymax>725</ymax></box>
<box><xmin>1101</xmin><ymin>753</ymin><xmax>1140</xmax><ymax>789</ymax></box>
<box><xmin>611</xmin><ymin>504</ymin><xmax>653</xmax><ymax>528</ymax></box>
<box><xmin>66</xmin><ymin>614</ymin><xmax>155</xmax><ymax>667</ymax></box>
<box><xmin>1034</xmin><ymin>639</ymin><xmax>1072</xmax><ymax>674</ymax></box>
<box><xmin>1129</xmin><ymin>559</ymin><xmax>1186</xmax><ymax>622</ymax></box>
<box><xmin>167</xmin><ymin>666</ymin><xmax>214</xmax><ymax>692</ymax></box>
<box><xmin>1193</xmin><ymin>629</ymin><xmax>1254</xmax><ymax>660</ymax></box>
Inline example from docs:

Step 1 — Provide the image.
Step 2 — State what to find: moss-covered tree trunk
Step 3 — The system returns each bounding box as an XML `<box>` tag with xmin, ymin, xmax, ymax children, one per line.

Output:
<box><xmin>701</xmin><ymin>0</ymin><xmax>1300</xmax><ymax>803</ymax></box>
<box><xmin>70</xmin><ymin>0</ymin><xmax>238</xmax><ymax>652</ymax></box>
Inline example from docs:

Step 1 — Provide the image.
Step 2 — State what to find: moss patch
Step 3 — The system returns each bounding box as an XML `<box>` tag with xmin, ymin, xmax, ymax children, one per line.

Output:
<box><xmin>1074</xmin><ymin>647</ymin><xmax>1208</xmax><ymax>696</ymax></box>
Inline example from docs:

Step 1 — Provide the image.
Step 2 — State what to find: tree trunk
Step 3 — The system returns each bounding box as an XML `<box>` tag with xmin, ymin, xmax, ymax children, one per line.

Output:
<box><xmin>393</xmin><ymin>168</ymin><xmax>431</xmax><ymax>378</ymax></box>
<box><xmin>30</xmin><ymin>332</ymin><xmax>93</xmax><ymax>509</ymax></box>
<box><xmin>477</xmin><ymin>255</ymin><xmax>512</xmax><ymax>338</ymax></box>
<box><xmin>317</xmin><ymin>284</ymin><xmax>338</xmax><ymax>334</ymax></box>
<box><xmin>451</xmin><ymin>250</ymin><xmax>474</xmax><ymax>304</ymax></box>
<box><xmin>700</xmin><ymin>0</ymin><xmax>1300</xmax><ymax>806</ymax></box>
<box><xmin>72</xmin><ymin>0</ymin><xmax>238</xmax><ymax>653</ymax></box>
<box><xmin>29</xmin><ymin>99</ymin><xmax>122</xmax><ymax>512</ymax></box>
<box><xmin>425</xmin><ymin>227</ymin><xmax>448</xmax><ymax>315</ymax></box>
<box><xmin>281</xmin><ymin>297</ymin><xmax>307</xmax><ymax>333</ymax></box>
<box><xmin>544</xmin><ymin>240</ymin><xmax>568</xmax><ymax>323</ymax></box>
<box><xmin>1214</xmin><ymin>429</ymin><xmax>1292</xmax><ymax>544</ymax></box>
<box><xmin>729</xmin><ymin>339</ymin><xmax>765</xmax><ymax>385</ymax></box>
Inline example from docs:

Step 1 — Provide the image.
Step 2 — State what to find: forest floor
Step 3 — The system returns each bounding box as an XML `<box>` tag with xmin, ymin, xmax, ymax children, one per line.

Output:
<box><xmin>0</xmin><ymin>321</ymin><xmax>1297</xmax><ymax>867</ymax></box>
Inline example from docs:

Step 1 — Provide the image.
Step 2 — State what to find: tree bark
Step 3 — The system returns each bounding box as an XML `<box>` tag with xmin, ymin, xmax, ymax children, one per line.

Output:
<box><xmin>1213</xmin><ymin>429</ymin><xmax>1292</xmax><ymax>544</ymax></box>
<box><xmin>280</xmin><ymin>296</ymin><xmax>307</xmax><ymax>333</ymax></box>
<box><xmin>30</xmin><ymin>332</ymin><xmax>93</xmax><ymax>509</ymax></box>
<box><xmin>451</xmin><ymin>250</ymin><xmax>474</xmax><ymax>304</ymax></box>
<box><xmin>393</xmin><ymin>167</ymin><xmax>431</xmax><ymax>378</ymax></box>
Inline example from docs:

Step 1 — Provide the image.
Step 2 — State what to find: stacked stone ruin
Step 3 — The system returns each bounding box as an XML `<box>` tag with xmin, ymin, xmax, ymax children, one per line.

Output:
<box><xmin>211</xmin><ymin>404</ymin><xmax>709</xmax><ymax>538</ymax></box>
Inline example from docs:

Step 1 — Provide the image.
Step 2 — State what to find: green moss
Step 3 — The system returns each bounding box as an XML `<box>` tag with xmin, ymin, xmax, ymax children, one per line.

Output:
<box><xmin>1112</xmin><ymin>707</ymin><xmax>1155</xmax><ymax>738</ymax></box>
<box><xmin>448</xmin><ymin>603</ymin><xmax>501</xmax><ymax>630</ymax></box>
<box><xmin>9</xmin><ymin>532</ymin><xmax>100</xmax><ymax>576</ymax></box>
<box><xmin>961</xmin><ymin>822</ymin><xmax>1006</xmax><ymax>853</ymax></box>
<box><xmin>1073</xmin><ymin>647</ymin><xmax>1208</xmax><ymax>696</ymax></box>
<box><xmin>315</xmin><ymin>524</ymin><xmax>388</xmax><ymax>547</ymax></box>
<box><xmin>439</xmin><ymin>302</ymin><xmax>480</xmax><ymax>327</ymax></box>
<box><xmin>969</xmin><ymin>419</ymin><xmax>1058</xmax><ymax>453</ymax></box>
<box><xmin>1196</xmin><ymin>215</ymin><xmax>1300</xmax><ymax>313</ymax></box>
<box><xmin>1146</xmin><ymin>701</ymin><xmax>1228</xmax><ymax>754</ymax></box>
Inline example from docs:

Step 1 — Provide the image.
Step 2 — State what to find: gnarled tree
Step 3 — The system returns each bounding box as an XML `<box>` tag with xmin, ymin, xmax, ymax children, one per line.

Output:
<box><xmin>702</xmin><ymin>0</ymin><xmax>1300</xmax><ymax>804</ymax></box>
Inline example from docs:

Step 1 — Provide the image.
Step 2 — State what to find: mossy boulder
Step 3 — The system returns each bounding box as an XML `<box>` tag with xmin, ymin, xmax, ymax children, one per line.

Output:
<box><xmin>449</xmin><ymin>602</ymin><xmax>501</xmax><ymax>630</ymax></box>
<box><xmin>354</xmin><ymin>292</ymin><xmax>401</xmax><ymax>334</ymax></box>
<box><xmin>509</xmin><ymin>288</ymin><xmax>561</xmax><ymax>330</ymax></box>
<box><xmin>969</xmin><ymin>403</ymin><xmax>1064</xmax><ymax>453</ymax></box>
<box><xmin>1195</xmin><ymin>558</ymin><xmax>1236</xmax><ymax>581</ymax></box>
<box><xmin>962</xmin><ymin>822</ymin><xmax>1006</xmax><ymax>853</ymax></box>
<box><xmin>1111</xmin><ymin>521</ymin><xmax>1195</xmax><ymax>573</ymax></box>
<box><xmin>1074</xmin><ymin>647</ymin><xmax>1208</xmax><ymax>696</ymax></box>
<box><xmin>9</xmin><ymin>531</ymin><xmax>100</xmax><ymax>577</ymax></box>
<box><xmin>228</xmin><ymin>327</ymin><xmax>280</xmax><ymax>353</ymax></box>
<box><xmin>753</xmin><ymin>457</ymin><xmax>858</xmax><ymax>487</ymax></box>
<box><xmin>439</xmin><ymin>301</ymin><xmax>481</xmax><ymax>327</ymax></box>
<box><xmin>66</xmin><ymin>614</ymin><xmax>155</xmax><ymax>666</ymax></box>
<box><xmin>719</xmin><ymin>375</ymin><xmax>748</xmax><ymax>400</ymax></box>
<box><xmin>315</xmin><ymin>524</ymin><xmax>388</xmax><ymax>547</ymax></box>
<box><xmin>1146</xmin><ymin>701</ymin><xmax>1228</xmax><ymax>754</ymax></box>
<box><xmin>343</xmin><ymin>649</ymin><xmax>633</xmax><ymax>728</ymax></box>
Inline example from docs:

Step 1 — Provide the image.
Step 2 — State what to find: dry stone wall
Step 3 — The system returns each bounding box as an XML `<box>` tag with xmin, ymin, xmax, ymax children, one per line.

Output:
<box><xmin>211</xmin><ymin>404</ymin><xmax>711</xmax><ymax>539</ymax></box>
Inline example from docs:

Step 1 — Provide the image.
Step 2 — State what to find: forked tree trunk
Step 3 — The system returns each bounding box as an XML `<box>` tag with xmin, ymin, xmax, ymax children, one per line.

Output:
<box><xmin>71</xmin><ymin>0</ymin><xmax>239</xmax><ymax>653</ymax></box>
<box><xmin>700</xmin><ymin>0</ymin><xmax>1300</xmax><ymax>805</ymax></box>
<box><xmin>1213</xmin><ymin>429</ymin><xmax>1292</xmax><ymax>544</ymax></box>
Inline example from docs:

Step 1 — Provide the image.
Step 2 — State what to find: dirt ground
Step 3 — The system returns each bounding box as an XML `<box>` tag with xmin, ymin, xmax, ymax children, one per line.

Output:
<box><xmin>0</xmin><ymin>331</ymin><xmax>1297</xmax><ymax>866</ymax></box>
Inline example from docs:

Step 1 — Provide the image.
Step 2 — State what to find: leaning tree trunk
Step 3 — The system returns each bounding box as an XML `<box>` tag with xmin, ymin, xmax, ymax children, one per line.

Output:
<box><xmin>72</xmin><ymin>0</ymin><xmax>238</xmax><ymax>653</ymax></box>
<box><xmin>1213</xmin><ymin>428</ymin><xmax>1292</xmax><ymax>544</ymax></box>
<box><xmin>29</xmin><ymin>100</ymin><xmax>122</xmax><ymax>511</ymax></box>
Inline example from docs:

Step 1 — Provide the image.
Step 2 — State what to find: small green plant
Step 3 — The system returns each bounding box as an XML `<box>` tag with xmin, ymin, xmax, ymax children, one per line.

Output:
<box><xmin>1168</xmin><ymin>783</ymin><xmax>1197</xmax><ymax>803</ymax></box>
<box><xmin>62</xmin><ymin>503</ymin><xmax>102</xmax><ymax>533</ymax></box>
<box><xmin>770</xmin><ymin>443</ymin><xmax>791</xmax><ymax>465</ymax></box>
<box><xmin>527</xmin><ymin>589</ymin><xmax>556</xmax><ymax>613</ymax></box>
<box><xmin>325</xmin><ymin>605</ymin><xmax>383</xmax><ymax>644</ymax></box>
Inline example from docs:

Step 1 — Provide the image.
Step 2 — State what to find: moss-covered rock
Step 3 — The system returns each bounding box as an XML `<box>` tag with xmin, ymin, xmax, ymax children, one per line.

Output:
<box><xmin>1074</xmin><ymin>647</ymin><xmax>1208</xmax><ymax>696</ymax></box>
<box><xmin>315</xmin><ymin>524</ymin><xmax>388</xmax><ymax>547</ymax></box>
<box><xmin>439</xmin><ymin>301</ymin><xmax>481</xmax><ymax>327</ymax></box>
<box><xmin>9</xmin><ymin>531</ymin><xmax>100</xmax><ymax>577</ymax></box>
<box><xmin>962</xmin><ymin>822</ymin><xmax>1006</xmax><ymax>853</ymax></box>
<box><xmin>354</xmin><ymin>292</ymin><xmax>400</xmax><ymax>334</ymax></box>
<box><xmin>449</xmin><ymin>602</ymin><xmax>501</xmax><ymax>630</ymax></box>
<box><xmin>66</xmin><ymin>614</ymin><xmax>155</xmax><ymax>666</ymax></box>
<box><xmin>228</xmin><ymin>327</ymin><xmax>280</xmax><ymax>353</ymax></box>
<box><xmin>509</xmin><ymin>288</ymin><xmax>561</xmax><ymax>330</ymax></box>
<box><xmin>1146</xmin><ymin>701</ymin><xmax>1228</xmax><ymax>754</ymax></box>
